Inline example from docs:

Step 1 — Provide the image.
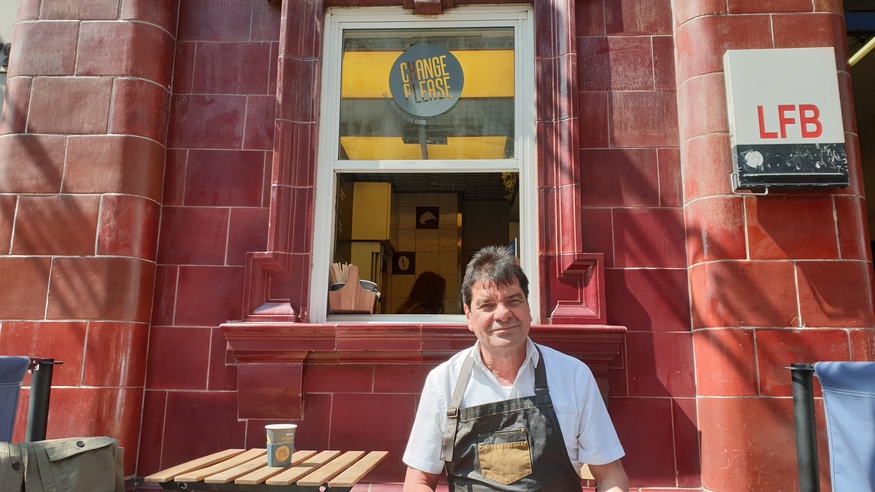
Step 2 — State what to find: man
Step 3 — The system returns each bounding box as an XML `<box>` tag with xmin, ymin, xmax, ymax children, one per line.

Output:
<box><xmin>403</xmin><ymin>246</ymin><xmax>628</xmax><ymax>491</ymax></box>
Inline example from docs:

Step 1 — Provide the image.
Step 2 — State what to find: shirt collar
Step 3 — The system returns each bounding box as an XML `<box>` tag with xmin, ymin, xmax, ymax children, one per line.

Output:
<box><xmin>470</xmin><ymin>337</ymin><xmax>539</xmax><ymax>369</ymax></box>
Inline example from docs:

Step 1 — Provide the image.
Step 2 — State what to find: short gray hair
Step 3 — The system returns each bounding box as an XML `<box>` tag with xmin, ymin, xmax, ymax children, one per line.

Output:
<box><xmin>461</xmin><ymin>245</ymin><xmax>529</xmax><ymax>308</ymax></box>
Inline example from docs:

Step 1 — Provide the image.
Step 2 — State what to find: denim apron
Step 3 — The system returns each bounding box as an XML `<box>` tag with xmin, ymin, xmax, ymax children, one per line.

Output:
<box><xmin>440</xmin><ymin>347</ymin><xmax>582</xmax><ymax>491</ymax></box>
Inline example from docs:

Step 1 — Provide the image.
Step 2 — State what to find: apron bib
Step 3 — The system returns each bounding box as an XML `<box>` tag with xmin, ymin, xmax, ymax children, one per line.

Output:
<box><xmin>440</xmin><ymin>347</ymin><xmax>582</xmax><ymax>491</ymax></box>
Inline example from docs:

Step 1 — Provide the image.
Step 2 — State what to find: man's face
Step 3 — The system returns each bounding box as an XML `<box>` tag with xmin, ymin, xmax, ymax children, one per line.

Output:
<box><xmin>464</xmin><ymin>278</ymin><xmax>532</xmax><ymax>358</ymax></box>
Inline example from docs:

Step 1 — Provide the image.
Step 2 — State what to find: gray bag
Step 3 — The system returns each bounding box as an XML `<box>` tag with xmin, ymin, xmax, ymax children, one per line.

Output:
<box><xmin>0</xmin><ymin>436</ymin><xmax>124</xmax><ymax>492</ymax></box>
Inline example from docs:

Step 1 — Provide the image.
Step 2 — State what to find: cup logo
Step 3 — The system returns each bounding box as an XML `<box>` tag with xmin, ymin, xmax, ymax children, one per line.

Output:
<box><xmin>275</xmin><ymin>445</ymin><xmax>290</xmax><ymax>462</ymax></box>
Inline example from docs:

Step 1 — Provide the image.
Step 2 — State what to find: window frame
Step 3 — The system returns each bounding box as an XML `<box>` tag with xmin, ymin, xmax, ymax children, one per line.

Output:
<box><xmin>310</xmin><ymin>6</ymin><xmax>539</xmax><ymax>323</ymax></box>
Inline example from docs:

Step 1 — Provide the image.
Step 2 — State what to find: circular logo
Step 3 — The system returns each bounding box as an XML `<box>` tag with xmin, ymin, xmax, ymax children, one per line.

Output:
<box><xmin>274</xmin><ymin>445</ymin><xmax>290</xmax><ymax>462</ymax></box>
<box><xmin>389</xmin><ymin>44</ymin><xmax>464</xmax><ymax>117</ymax></box>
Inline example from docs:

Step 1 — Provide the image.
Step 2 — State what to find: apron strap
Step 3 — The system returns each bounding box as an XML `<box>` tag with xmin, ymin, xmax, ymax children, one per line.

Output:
<box><xmin>440</xmin><ymin>352</ymin><xmax>475</xmax><ymax>462</ymax></box>
<box><xmin>534</xmin><ymin>346</ymin><xmax>549</xmax><ymax>396</ymax></box>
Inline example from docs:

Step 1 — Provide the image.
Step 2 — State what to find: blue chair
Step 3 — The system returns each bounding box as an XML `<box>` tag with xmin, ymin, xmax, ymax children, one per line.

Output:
<box><xmin>0</xmin><ymin>356</ymin><xmax>31</xmax><ymax>443</ymax></box>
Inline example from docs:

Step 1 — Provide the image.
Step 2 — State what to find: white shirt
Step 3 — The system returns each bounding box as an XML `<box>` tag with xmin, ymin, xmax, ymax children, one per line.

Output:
<box><xmin>403</xmin><ymin>338</ymin><xmax>625</xmax><ymax>476</ymax></box>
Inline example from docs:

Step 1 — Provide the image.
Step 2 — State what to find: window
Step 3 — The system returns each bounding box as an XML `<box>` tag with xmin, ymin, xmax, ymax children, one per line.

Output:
<box><xmin>311</xmin><ymin>6</ymin><xmax>537</xmax><ymax>322</ymax></box>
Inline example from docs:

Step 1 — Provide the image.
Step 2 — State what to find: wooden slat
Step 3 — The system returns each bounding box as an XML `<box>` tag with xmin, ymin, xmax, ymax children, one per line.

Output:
<box><xmin>328</xmin><ymin>451</ymin><xmax>389</xmax><ymax>488</ymax></box>
<box><xmin>265</xmin><ymin>450</ymin><xmax>341</xmax><ymax>486</ymax></box>
<box><xmin>143</xmin><ymin>449</ymin><xmax>246</xmax><ymax>483</ymax></box>
<box><xmin>175</xmin><ymin>448</ymin><xmax>266</xmax><ymax>482</ymax></box>
<box><xmin>235</xmin><ymin>450</ymin><xmax>318</xmax><ymax>485</ymax></box>
<box><xmin>203</xmin><ymin>449</ymin><xmax>268</xmax><ymax>484</ymax></box>
<box><xmin>297</xmin><ymin>451</ymin><xmax>365</xmax><ymax>487</ymax></box>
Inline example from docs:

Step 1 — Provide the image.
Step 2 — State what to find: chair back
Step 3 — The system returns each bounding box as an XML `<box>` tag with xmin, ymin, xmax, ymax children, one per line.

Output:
<box><xmin>0</xmin><ymin>356</ymin><xmax>30</xmax><ymax>443</ymax></box>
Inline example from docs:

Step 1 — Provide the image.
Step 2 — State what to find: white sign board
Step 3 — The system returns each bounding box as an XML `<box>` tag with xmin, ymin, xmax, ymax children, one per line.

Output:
<box><xmin>724</xmin><ymin>48</ymin><xmax>848</xmax><ymax>189</ymax></box>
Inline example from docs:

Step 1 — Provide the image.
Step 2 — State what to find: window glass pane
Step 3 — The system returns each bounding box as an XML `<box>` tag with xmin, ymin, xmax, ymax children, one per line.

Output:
<box><xmin>339</xmin><ymin>27</ymin><xmax>515</xmax><ymax>160</ymax></box>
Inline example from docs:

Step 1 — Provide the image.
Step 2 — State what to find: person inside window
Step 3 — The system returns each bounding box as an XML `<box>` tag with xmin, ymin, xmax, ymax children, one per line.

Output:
<box><xmin>396</xmin><ymin>271</ymin><xmax>447</xmax><ymax>314</ymax></box>
<box><xmin>402</xmin><ymin>246</ymin><xmax>628</xmax><ymax>491</ymax></box>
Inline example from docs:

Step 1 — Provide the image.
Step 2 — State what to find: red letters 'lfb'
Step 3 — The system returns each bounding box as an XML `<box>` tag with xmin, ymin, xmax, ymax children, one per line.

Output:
<box><xmin>757</xmin><ymin>104</ymin><xmax>823</xmax><ymax>139</ymax></box>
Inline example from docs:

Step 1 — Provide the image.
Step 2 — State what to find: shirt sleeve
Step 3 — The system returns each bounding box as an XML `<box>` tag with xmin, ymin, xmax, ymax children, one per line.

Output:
<box><xmin>402</xmin><ymin>370</ymin><xmax>448</xmax><ymax>475</ymax></box>
<box><xmin>575</xmin><ymin>365</ymin><xmax>625</xmax><ymax>466</ymax></box>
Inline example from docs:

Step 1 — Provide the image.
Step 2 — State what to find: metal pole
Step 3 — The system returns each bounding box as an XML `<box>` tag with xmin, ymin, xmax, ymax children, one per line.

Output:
<box><xmin>26</xmin><ymin>358</ymin><xmax>57</xmax><ymax>441</ymax></box>
<box><xmin>790</xmin><ymin>363</ymin><xmax>819</xmax><ymax>492</ymax></box>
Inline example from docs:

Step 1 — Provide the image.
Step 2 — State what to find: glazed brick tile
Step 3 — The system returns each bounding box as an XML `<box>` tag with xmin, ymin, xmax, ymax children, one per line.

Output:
<box><xmin>581</xmin><ymin>208</ymin><xmax>614</xmax><ymax>267</ymax></box>
<box><xmin>652</xmin><ymin>36</ymin><xmax>676</xmax><ymax>91</ymax></box>
<box><xmin>680</xmin><ymin>134</ymin><xmax>734</xmax><ymax>200</ymax></box>
<box><xmin>0</xmin><ymin>321</ymin><xmax>86</xmax><ymax>386</ymax></box>
<box><xmin>83</xmin><ymin>322</ymin><xmax>148</xmax><ymax>387</ymax></box>
<box><xmin>12</xmin><ymin>194</ymin><xmax>100</xmax><ymax>256</ymax></box>
<box><xmin>172</xmin><ymin>42</ymin><xmax>195</xmax><ymax>95</ymax></box>
<box><xmin>192</xmin><ymin>42</ymin><xmax>272</xmax><ymax>95</ymax></box>
<box><xmin>146</xmin><ymin>327</ymin><xmax>211</xmax><ymax>389</ymax></box>
<box><xmin>40</xmin><ymin>0</ymin><xmax>120</xmax><ymax>19</ymax></box>
<box><xmin>581</xmin><ymin>149</ymin><xmax>659</xmax><ymax>207</ymax></box>
<box><xmin>0</xmin><ymin>76</ymin><xmax>31</xmax><ymax>135</ymax></box>
<box><xmin>251</xmin><ymin>0</ymin><xmax>282</xmax><ymax>41</ymax></box>
<box><xmin>65</xmin><ymin>135</ymin><xmax>165</xmax><ymax>201</ymax></box>
<box><xmin>610</xmin><ymin>398</ymin><xmax>677</xmax><ymax>486</ymax></box>
<box><xmin>772</xmin><ymin>13</ymin><xmax>846</xmax><ymax>50</ymax></box>
<box><xmin>304</xmin><ymin>365</ymin><xmax>373</xmax><ymax>393</ymax></box>
<box><xmin>673</xmin><ymin>0</ymin><xmax>726</xmax><ymax>28</ymax></box>
<box><xmin>850</xmin><ymin>329</ymin><xmax>875</xmax><ymax>361</ymax></box>
<box><xmin>173</xmin><ymin>265</ymin><xmax>245</xmax><ymax>326</ymax></box>
<box><xmin>150</xmin><ymin>266</ymin><xmax>178</xmax><ymax>326</ymax></box>
<box><xmin>698</xmin><ymin>397</ymin><xmax>821</xmax><ymax>491</ymax></box>
<box><xmin>0</xmin><ymin>134</ymin><xmax>65</xmax><ymax>193</ymax></box>
<box><xmin>238</xmin><ymin>363</ymin><xmax>303</xmax><ymax>419</ymax></box>
<box><xmin>744</xmin><ymin>196</ymin><xmax>838</xmax><ymax>260</ymax></box>
<box><xmin>537</xmin><ymin>186</ymin><xmax>581</xmax><ymax>255</ymax></box>
<box><xmin>537</xmin><ymin>119</ymin><xmax>580</xmax><ymax>188</ymax></box>
<box><xmin>163</xmin><ymin>150</ymin><xmax>187</xmax><ymax>206</ymax></box>
<box><xmin>684</xmin><ymin>196</ymin><xmax>746</xmax><ymax>265</ymax></box>
<box><xmin>373</xmin><ymin>365</ymin><xmax>434</xmax><ymax>393</ymax></box>
<box><xmin>272</xmin><ymin>187</ymin><xmax>315</xmax><ymax>254</ymax></box>
<box><xmin>178</xmin><ymin>0</ymin><xmax>253</xmax><ymax>41</ymax></box>
<box><xmin>609</xmin><ymin>91</ymin><xmax>678</xmax><ymax>148</ymax></box>
<box><xmin>672</xmin><ymin>398</ymin><xmax>702</xmax><ymax>487</ymax></box>
<box><xmin>264</xmin><ymin>253</ymin><xmax>311</xmax><ymax>315</ymax></box>
<box><xmin>755</xmin><ymin>328</ymin><xmax>849</xmax><ymax>396</ymax></box>
<box><xmin>331</xmin><ymin>393</ymin><xmax>417</xmax><ymax>482</ymax></box>
<box><xmin>136</xmin><ymin>390</ymin><xmax>168</xmax><ymax>475</ymax></box>
<box><xmin>278</xmin><ymin>0</ymin><xmax>323</xmax><ymax>58</ymax></box>
<box><xmin>244</xmin><ymin>95</ymin><xmax>276</xmax><ymax>150</ymax></box>
<box><xmin>676</xmin><ymin>73</ymin><xmax>727</xmax><ymax>143</ymax></box>
<box><xmin>120</xmin><ymin>0</ymin><xmax>179</xmax><ymax>34</ymax></box>
<box><xmin>693</xmin><ymin>329</ymin><xmax>758</xmax><ymax>396</ymax></box>
<box><xmin>16</xmin><ymin>0</ymin><xmax>40</xmax><ymax>20</ymax></box>
<box><xmin>157</xmin><ymin>206</ymin><xmax>229</xmax><ymax>265</ymax></box>
<box><xmin>0</xmin><ymin>195</ymin><xmax>15</xmax><ymax>253</ymax></box>
<box><xmin>605</xmin><ymin>0</ymin><xmax>672</xmax><ymax>35</ymax></box>
<box><xmin>98</xmin><ymin>195</ymin><xmax>161</xmax><ymax>260</ymax></box>
<box><xmin>276</xmin><ymin>57</ymin><xmax>321</xmax><ymax>122</ymax></box>
<box><xmin>48</xmin><ymin>257</ymin><xmax>156</xmax><ymax>323</ymax></box>
<box><xmin>605</xmin><ymin>268</ymin><xmax>691</xmax><ymax>333</ymax></box>
<box><xmin>728</xmin><ymin>0</ymin><xmax>813</xmax><ymax>13</ymax></box>
<box><xmin>8</xmin><ymin>21</ymin><xmax>78</xmax><ymax>76</ymax></box>
<box><xmin>579</xmin><ymin>36</ymin><xmax>654</xmax><ymax>91</ymax></box>
<box><xmin>160</xmin><ymin>391</ymin><xmax>246</xmax><ymax>471</ymax></box>
<box><xmin>626</xmin><ymin>332</ymin><xmax>695</xmax><ymax>397</ymax></box>
<box><xmin>0</xmin><ymin>257</ymin><xmax>51</xmax><ymax>319</ymax></box>
<box><xmin>613</xmin><ymin>208</ymin><xmax>686</xmax><ymax>268</ymax></box>
<box><xmin>207</xmin><ymin>327</ymin><xmax>236</xmax><ymax>391</ymax></box>
<box><xmin>109</xmin><ymin>79</ymin><xmax>172</xmax><ymax>142</ymax></box>
<box><xmin>47</xmin><ymin>387</ymin><xmax>144</xmax><ymax>474</ymax></box>
<box><xmin>184</xmin><ymin>150</ymin><xmax>265</xmax><ymax>207</ymax></box>
<box><xmin>272</xmin><ymin>121</ymin><xmax>317</xmax><ymax>187</ymax></box>
<box><xmin>813</xmin><ymin>0</ymin><xmax>843</xmax><ymax>11</ymax></box>
<box><xmin>534</xmin><ymin>0</ymin><xmax>574</xmax><ymax>57</ymax></box>
<box><xmin>226</xmin><ymin>207</ymin><xmax>269</xmax><ymax>266</ymax></box>
<box><xmin>27</xmin><ymin>77</ymin><xmax>112</xmax><ymax>134</ymax></box>
<box><xmin>296</xmin><ymin>393</ymin><xmax>332</xmax><ymax>450</ymax></box>
<box><xmin>689</xmin><ymin>261</ymin><xmax>798</xmax><ymax>328</ymax></box>
<box><xmin>674</xmin><ymin>15</ymin><xmax>772</xmax><ymax>83</ymax></box>
<box><xmin>796</xmin><ymin>261</ymin><xmax>875</xmax><ymax>327</ymax></box>
<box><xmin>838</xmin><ymin>72</ymin><xmax>857</xmax><ymax>133</ymax></box>
<box><xmin>575</xmin><ymin>0</ymin><xmax>605</xmax><ymax>36</ymax></box>
<box><xmin>657</xmin><ymin>148</ymin><xmax>682</xmax><ymax>207</ymax></box>
<box><xmin>579</xmin><ymin>91</ymin><xmax>609</xmax><ymax>149</ymax></box>
<box><xmin>167</xmin><ymin>94</ymin><xmax>246</xmax><ymax>149</ymax></box>
<box><xmin>77</xmin><ymin>21</ymin><xmax>175</xmax><ymax>87</ymax></box>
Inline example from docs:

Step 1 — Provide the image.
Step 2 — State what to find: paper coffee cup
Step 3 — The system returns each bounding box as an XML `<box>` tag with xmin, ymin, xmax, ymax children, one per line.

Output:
<box><xmin>265</xmin><ymin>423</ymin><xmax>297</xmax><ymax>444</ymax></box>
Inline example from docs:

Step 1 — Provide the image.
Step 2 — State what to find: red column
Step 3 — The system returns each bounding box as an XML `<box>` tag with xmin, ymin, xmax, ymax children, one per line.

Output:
<box><xmin>0</xmin><ymin>0</ymin><xmax>176</xmax><ymax>475</ymax></box>
<box><xmin>675</xmin><ymin>1</ymin><xmax>875</xmax><ymax>490</ymax></box>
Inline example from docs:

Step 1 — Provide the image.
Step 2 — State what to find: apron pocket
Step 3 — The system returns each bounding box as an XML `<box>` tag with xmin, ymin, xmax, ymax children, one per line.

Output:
<box><xmin>477</xmin><ymin>429</ymin><xmax>532</xmax><ymax>484</ymax></box>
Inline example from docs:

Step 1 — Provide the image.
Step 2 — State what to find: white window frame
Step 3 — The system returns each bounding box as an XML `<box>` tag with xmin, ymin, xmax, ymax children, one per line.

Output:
<box><xmin>310</xmin><ymin>5</ymin><xmax>539</xmax><ymax>323</ymax></box>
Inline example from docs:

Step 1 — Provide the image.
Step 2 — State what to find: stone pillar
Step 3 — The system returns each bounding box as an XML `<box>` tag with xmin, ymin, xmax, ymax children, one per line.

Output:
<box><xmin>674</xmin><ymin>0</ymin><xmax>875</xmax><ymax>490</ymax></box>
<box><xmin>0</xmin><ymin>0</ymin><xmax>176</xmax><ymax>475</ymax></box>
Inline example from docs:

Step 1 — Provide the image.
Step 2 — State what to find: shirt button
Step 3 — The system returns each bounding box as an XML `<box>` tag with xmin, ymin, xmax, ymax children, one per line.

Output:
<box><xmin>76</xmin><ymin>440</ymin><xmax>85</xmax><ymax>447</ymax></box>
<box><xmin>11</xmin><ymin>460</ymin><xmax>21</xmax><ymax>470</ymax></box>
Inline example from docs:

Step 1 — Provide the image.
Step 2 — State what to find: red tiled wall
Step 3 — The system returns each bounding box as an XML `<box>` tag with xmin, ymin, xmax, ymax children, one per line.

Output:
<box><xmin>0</xmin><ymin>0</ymin><xmax>175</xmax><ymax>476</ymax></box>
<box><xmin>675</xmin><ymin>1</ymin><xmax>875</xmax><ymax>491</ymax></box>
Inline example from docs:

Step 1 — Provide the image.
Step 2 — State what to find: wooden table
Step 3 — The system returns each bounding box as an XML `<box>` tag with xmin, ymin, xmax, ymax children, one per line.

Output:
<box><xmin>144</xmin><ymin>449</ymin><xmax>388</xmax><ymax>491</ymax></box>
